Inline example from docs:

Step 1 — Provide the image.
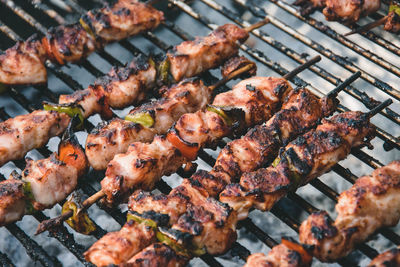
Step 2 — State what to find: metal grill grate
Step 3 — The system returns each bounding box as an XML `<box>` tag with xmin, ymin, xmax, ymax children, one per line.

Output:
<box><xmin>0</xmin><ymin>0</ymin><xmax>399</xmax><ymax>266</ymax></box>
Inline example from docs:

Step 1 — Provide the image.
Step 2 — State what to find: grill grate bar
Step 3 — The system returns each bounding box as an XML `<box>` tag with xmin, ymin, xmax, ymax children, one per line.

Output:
<box><xmin>0</xmin><ymin>251</ymin><xmax>15</xmax><ymax>267</ymax></box>
<box><xmin>199</xmin><ymin>0</ymin><xmax>400</xmax><ymax>126</ymax></box>
<box><xmin>168</xmin><ymin>0</ymin><xmax>400</xmax><ymax>151</ymax></box>
<box><xmin>5</xmin><ymin>223</ymin><xmax>61</xmax><ymax>267</ymax></box>
<box><xmin>236</xmin><ymin>0</ymin><xmax>400</xmax><ymax>101</ymax></box>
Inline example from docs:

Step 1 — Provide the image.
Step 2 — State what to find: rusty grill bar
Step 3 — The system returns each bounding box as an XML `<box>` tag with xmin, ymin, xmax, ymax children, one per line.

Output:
<box><xmin>0</xmin><ymin>0</ymin><xmax>399</xmax><ymax>266</ymax></box>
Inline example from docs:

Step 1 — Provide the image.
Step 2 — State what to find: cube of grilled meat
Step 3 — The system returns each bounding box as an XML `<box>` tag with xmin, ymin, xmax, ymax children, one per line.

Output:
<box><xmin>122</xmin><ymin>243</ymin><xmax>189</xmax><ymax>267</ymax></box>
<box><xmin>86</xmin><ymin>77</ymin><xmax>211</xmax><ymax>170</ymax></box>
<box><xmin>168</xmin><ymin>197</ymin><xmax>237</xmax><ymax>255</ymax></box>
<box><xmin>384</xmin><ymin>11</ymin><xmax>400</xmax><ymax>33</ymax></box>
<box><xmin>81</xmin><ymin>0</ymin><xmax>164</xmax><ymax>43</ymax></box>
<box><xmin>167</xmin><ymin>24</ymin><xmax>249</xmax><ymax>81</ymax></box>
<box><xmin>84</xmin><ymin>220</ymin><xmax>156</xmax><ymax>267</ymax></box>
<box><xmin>295</xmin><ymin>0</ymin><xmax>380</xmax><ymax>24</ymax></box>
<box><xmin>0</xmin><ymin>110</ymin><xmax>70</xmax><ymax>167</ymax></box>
<box><xmin>244</xmin><ymin>243</ymin><xmax>311</xmax><ymax>267</ymax></box>
<box><xmin>44</xmin><ymin>23</ymin><xmax>97</xmax><ymax>65</ymax></box>
<box><xmin>220</xmin><ymin>111</ymin><xmax>376</xmax><ymax>220</ymax></box>
<box><xmin>101</xmin><ymin>135</ymin><xmax>187</xmax><ymax>205</ymax></box>
<box><xmin>299</xmin><ymin>160</ymin><xmax>400</xmax><ymax>262</ymax></box>
<box><xmin>59</xmin><ymin>54</ymin><xmax>157</xmax><ymax>119</ymax></box>
<box><xmin>199</xmin><ymin>88</ymin><xmax>336</xmax><ymax>198</ymax></box>
<box><xmin>0</xmin><ymin>35</ymin><xmax>47</xmax><ymax>85</ymax></box>
<box><xmin>22</xmin><ymin>155</ymin><xmax>79</xmax><ymax>210</ymax></box>
<box><xmin>368</xmin><ymin>246</ymin><xmax>400</xmax><ymax>267</ymax></box>
<box><xmin>0</xmin><ymin>178</ymin><xmax>26</xmax><ymax>226</ymax></box>
<box><xmin>221</xmin><ymin>56</ymin><xmax>257</xmax><ymax>79</ymax></box>
<box><xmin>85</xmin><ymin>120</ymin><xmax>155</xmax><ymax>170</ymax></box>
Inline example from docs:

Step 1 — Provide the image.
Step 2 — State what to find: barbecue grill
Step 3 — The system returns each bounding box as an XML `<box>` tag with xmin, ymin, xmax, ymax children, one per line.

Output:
<box><xmin>0</xmin><ymin>0</ymin><xmax>399</xmax><ymax>266</ymax></box>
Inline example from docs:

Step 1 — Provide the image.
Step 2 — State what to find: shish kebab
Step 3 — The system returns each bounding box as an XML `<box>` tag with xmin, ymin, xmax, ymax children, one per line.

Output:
<box><xmin>294</xmin><ymin>0</ymin><xmax>400</xmax><ymax>34</ymax></box>
<box><xmin>0</xmin><ymin>0</ymin><xmax>163</xmax><ymax>86</ymax></box>
<box><xmin>83</xmin><ymin>72</ymin><xmax>360</xmax><ymax>266</ymax></box>
<box><xmin>0</xmin><ymin>21</ymin><xmax>264</xmax><ymax>167</ymax></box>
<box><xmin>244</xmin><ymin>160</ymin><xmax>400</xmax><ymax>267</ymax></box>
<box><xmin>0</xmin><ymin>116</ymin><xmax>88</xmax><ymax>227</ymax></box>
<box><xmin>0</xmin><ymin>60</ymin><xmax>254</xmax><ymax>228</ymax></box>
<box><xmin>299</xmin><ymin>160</ymin><xmax>400</xmax><ymax>262</ymax></box>
<box><xmin>36</xmin><ymin>57</ymin><xmax>320</xmax><ymax>235</ymax></box>
<box><xmin>122</xmin><ymin>101</ymin><xmax>389</xmax><ymax>267</ymax></box>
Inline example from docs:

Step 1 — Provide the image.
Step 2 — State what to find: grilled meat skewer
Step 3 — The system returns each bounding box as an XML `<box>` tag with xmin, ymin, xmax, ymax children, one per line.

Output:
<box><xmin>125</xmin><ymin>99</ymin><xmax>386</xmax><ymax>265</ymax></box>
<box><xmin>299</xmin><ymin>160</ymin><xmax>400</xmax><ymax>262</ymax></box>
<box><xmin>368</xmin><ymin>245</ymin><xmax>400</xmax><ymax>267</ymax></box>
<box><xmin>0</xmin><ymin>0</ymin><xmax>163</xmax><ymax>86</ymax></box>
<box><xmin>85</xmin><ymin>70</ymin><xmax>358</xmax><ymax>266</ymax></box>
<box><xmin>0</xmin><ymin>117</ymin><xmax>88</xmax><ymax>226</ymax></box>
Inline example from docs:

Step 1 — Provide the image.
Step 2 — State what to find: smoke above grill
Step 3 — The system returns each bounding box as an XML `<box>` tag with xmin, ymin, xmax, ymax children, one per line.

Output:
<box><xmin>0</xmin><ymin>0</ymin><xmax>399</xmax><ymax>266</ymax></box>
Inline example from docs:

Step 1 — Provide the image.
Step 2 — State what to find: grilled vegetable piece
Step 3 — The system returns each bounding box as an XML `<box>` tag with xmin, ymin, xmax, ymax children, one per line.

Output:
<box><xmin>0</xmin><ymin>110</ymin><xmax>70</xmax><ymax>167</ymax></box>
<box><xmin>299</xmin><ymin>160</ymin><xmax>400</xmax><ymax>262</ymax></box>
<box><xmin>84</xmin><ymin>220</ymin><xmax>156</xmax><ymax>266</ymax></box>
<box><xmin>122</xmin><ymin>243</ymin><xmax>189</xmax><ymax>267</ymax></box>
<box><xmin>81</xmin><ymin>0</ymin><xmax>164</xmax><ymax>43</ymax></box>
<box><xmin>368</xmin><ymin>246</ymin><xmax>400</xmax><ymax>267</ymax></box>
<box><xmin>167</xmin><ymin>24</ymin><xmax>249</xmax><ymax>81</ymax></box>
<box><xmin>244</xmin><ymin>239</ymin><xmax>312</xmax><ymax>267</ymax></box>
<box><xmin>61</xmin><ymin>192</ymin><xmax>96</xmax><ymax>235</ymax></box>
<box><xmin>295</xmin><ymin>0</ymin><xmax>380</xmax><ymax>24</ymax></box>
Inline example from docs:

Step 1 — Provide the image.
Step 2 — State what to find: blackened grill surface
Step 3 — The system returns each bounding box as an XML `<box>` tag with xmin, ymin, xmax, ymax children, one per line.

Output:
<box><xmin>0</xmin><ymin>0</ymin><xmax>399</xmax><ymax>266</ymax></box>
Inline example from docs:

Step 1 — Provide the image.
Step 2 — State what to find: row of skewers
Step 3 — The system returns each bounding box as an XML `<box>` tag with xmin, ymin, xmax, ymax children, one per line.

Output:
<box><xmin>0</xmin><ymin>0</ymin><xmax>398</xmax><ymax>89</ymax></box>
<box><xmin>0</xmin><ymin>2</ymin><xmax>398</xmax><ymax>266</ymax></box>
